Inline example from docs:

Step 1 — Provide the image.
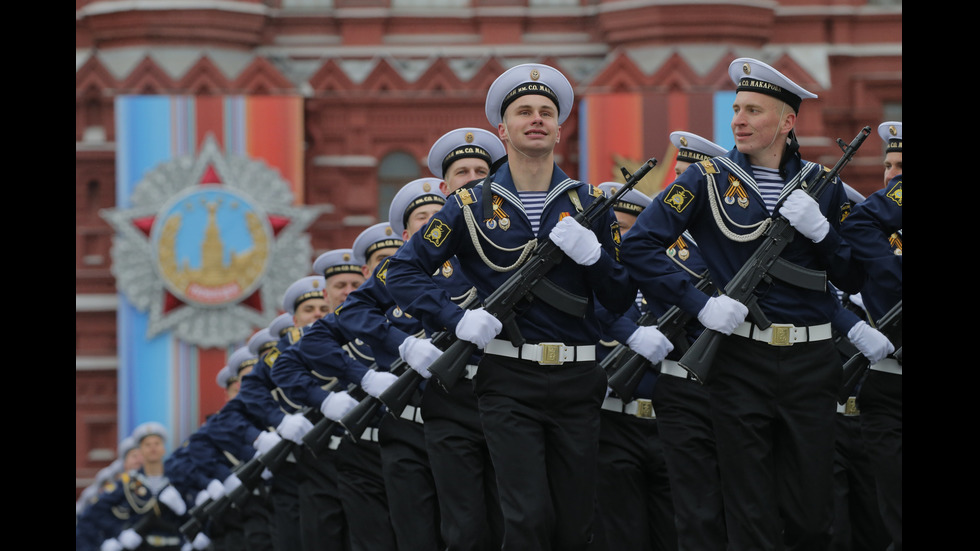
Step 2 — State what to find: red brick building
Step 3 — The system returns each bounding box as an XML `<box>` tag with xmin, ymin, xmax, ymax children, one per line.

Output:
<box><xmin>76</xmin><ymin>0</ymin><xmax>902</xmax><ymax>498</ymax></box>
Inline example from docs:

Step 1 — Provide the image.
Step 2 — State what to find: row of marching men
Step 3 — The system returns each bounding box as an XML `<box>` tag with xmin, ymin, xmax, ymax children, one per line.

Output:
<box><xmin>76</xmin><ymin>58</ymin><xmax>901</xmax><ymax>551</ymax></box>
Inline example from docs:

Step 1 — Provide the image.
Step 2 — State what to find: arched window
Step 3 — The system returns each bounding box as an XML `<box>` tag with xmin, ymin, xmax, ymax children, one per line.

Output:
<box><xmin>377</xmin><ymin>151</ymin><xmax>420</xmax><ymax>222</ymax></box>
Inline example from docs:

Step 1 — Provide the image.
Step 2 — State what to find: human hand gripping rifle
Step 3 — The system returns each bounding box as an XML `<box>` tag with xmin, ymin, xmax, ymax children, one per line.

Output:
<box><xmin>678</xmin><ymin>126</ymin><xmax>873</xmax><ymax>384</ymax></box>
<box><xmin>181</xmin><ymin>407</ymin><xmax>325</xmax><ymax>539</ymax></box>
<box><xmin>378</xmin><ymin>288</ymin><xmax>481</xmax><ymax>418</ymax></box>
<box><xmin>838</xmin><ymin>299</ymin><xmax>901</xmax><ymax>404</ymax></box>
<box><xmin>605</xmin><ymin>270</ymin><xmax>715</xmax><ymax>400</ymax></box>
<box><xmin>426</xmin><ymin>158</ymin><xmax>659</xmax><ymax>393</ymax></box>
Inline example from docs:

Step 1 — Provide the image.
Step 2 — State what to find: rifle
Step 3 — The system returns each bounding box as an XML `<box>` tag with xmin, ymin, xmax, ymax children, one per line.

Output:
<box><xmin>838</xmin><ymin>299</ymin><xmax>902</xmax><ymax>403</ymax></box>
<box><xmin>426</xmin><ymin>158</ymin><xmax>659</xmax><ymax>392</ymax></box>
<box><xmin>336</xmin><ymin>382</ymin><xmax>377</xmax><ymax>444</ymax></box>
<box><xmin>180</xmin><ymin>407</ymin><xmax>325</xmax><ymax>539</ymax></box>
<box><xmin>378</xmin><ymin>289</ymin><xmax>481</xmax><ymax>418</ymax></box>
<box><xmin>605</xmin><ymin>270</ymin><xmax>715</xmax><ymax>399</ymax></box>
<box><xmin>678</xmin><ymin>126</ymin><xmax>872</xmax><ymax>384</ymax></box>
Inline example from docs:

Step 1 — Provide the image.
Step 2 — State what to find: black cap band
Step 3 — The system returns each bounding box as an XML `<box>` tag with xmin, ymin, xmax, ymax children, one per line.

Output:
<box><xmin>323</xmin><ymin>264</ymin><xmax>361</xmax><ymax>278</ymax></box>
<box><xmin>677</xmin><ymin>149</ymin><xmax>715</xmax><ymax>164</ymax></box>
<box><xmin>294</xmin><ymin>290</ymin><xmax>324</xmax><ymax>309</ymax></box>
<box><xmin>613</xmin><ymin>201</ymin><xmax>644</xmax><ymax>215</ymax></box>
<box><xmin>402</xmin><ymin>195</ymin><xmax>446</xmax><ymax>234</ymax></box>
<box><xmin>737</xmin><ymin>77</ymin><xmax>802</xmax><ymax>113</ymax></box>
<box><xmin>500</xmin><ymin>83</ymin><xmax>560</xmax><ymax>120</ymax></box>
<box><xmin>442</xmin><ymin>145</ymin><xmax>491</xmax><ymax>178</ymax></box>
<box><xmin>886</xmin><ymin>139</ymin><xmax>902</xmax><ymax>154</ymax></box>
<box><xmin>365</xmin><ymin>238</ymin><xmax>404</xmax><ymax>260</ymax></box>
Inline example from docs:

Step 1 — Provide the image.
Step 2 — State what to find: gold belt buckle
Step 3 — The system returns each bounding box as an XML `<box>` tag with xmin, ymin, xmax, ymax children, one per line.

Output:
<box><xmin>768</xmin><ymin>324</ymin><xmax>794</xmax><ymax>346</ymax></box>
<box><xmin>634</xmin><ymin>399</ymin><xmax>654</xmax><ymax>418</ymax></box>
<box><xmin>538</xmin><ymin>343</ymin><xmax>565</xmax><ymax>365</ymax></box>
<box><xmin>844</xmin><ymin>396</ymin><xmax>860</xmax><ymax>416</ymax></box>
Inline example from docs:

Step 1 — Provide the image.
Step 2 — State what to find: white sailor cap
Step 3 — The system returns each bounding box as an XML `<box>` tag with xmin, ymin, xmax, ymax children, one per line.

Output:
<box><xmin>486</xmin><ymin>63</ymin><xmax>574</xmax><ymax>127</ymax></box>
<box><xmin>669</xmin><ymin>131</ymin><xmax>728</xmax><ymax>164</ymax></box>
<box><xmin>227</xmin><ymin>346</ymin><xmax>258</xmax><ymax>376</ymax></box>
<box><xmin>268</xmin><ymin>313</ymin><xmax>295</xmax><ymax>339</ymax></box>
<box><xmin>388</xmin><ymin>178</ymin><xmax>446</xmax><ymax>236</ymax></box>
<box><xmin>215</xmin><ymin>365</ymin><xmax>234</xmax><ymax>389</ymax></box>
<box><xmin>728</xmin><ymin>57</ymin><xmax>817</xmax><ymax>113</ymax></box>
<box><xmin>598</xmin><ymin>182</ymin><xmax>652</xmax><ymax>216</ymax></box>
<box><xmin>282</xmin><ymin>275</ymin><xmax>326</xmax><ymax>314</ymax></box>
<box><xmin>118</xmin><ymin>435</ymin><xmax>139</xmax><ymax>458</ymax></box>
<box><xmin>247</xmin><ymin>328</ymin><xmax>276</xmax><ymax>357</ymax></box>
<box><xmin>313</xmin><ymin>249</ymin><xmax>361</xmax><ymax>280</ymax></box>
<box><xmin>352</xmin><ymin>222</ymin><xmax>403</xmax><ymax>266</ymax></box>
<box><xmin>427</xmin><ymin>128</ymin><xmax>507</xmax><ymax>179</ymax></box>
<box><xmin>132</xmin><ymin>421</ymin><xmax>168</xmax><ymax>444</ymax></box>
<box><xmin>878</xmin><ymin>121</ymin><xmax>902</xmax><ymax>153</ymax></box>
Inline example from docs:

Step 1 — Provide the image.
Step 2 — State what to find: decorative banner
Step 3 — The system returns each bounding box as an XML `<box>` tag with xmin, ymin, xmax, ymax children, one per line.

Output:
<box><xmin>579</xmin><ymin>90</ymin><xmax>737</xmax><ymax>198</ymax></box>
<box><xmin>103</xmin><ymin>95</ymin><xmax>318</xmax><ymax>445</ymax></box>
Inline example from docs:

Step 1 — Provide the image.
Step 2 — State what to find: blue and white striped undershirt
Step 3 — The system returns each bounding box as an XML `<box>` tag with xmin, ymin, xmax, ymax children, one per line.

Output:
<box><xmin>752</xmin><ymin>165</ymin><xmax>785</xmax><ymax>214</ymax></box>
<box><xmin>518</xmin><ymin>191</ymin><xmax>548</xmax><ymax>234</ymax></box>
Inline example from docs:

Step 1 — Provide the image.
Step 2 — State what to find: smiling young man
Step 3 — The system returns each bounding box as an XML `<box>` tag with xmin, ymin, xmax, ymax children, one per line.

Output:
<box><xmin>621</xmin><ymin>58</ymin><xmax>892</xmax><ymax>550</ymax></box>
<box><xmin>384</xmin><ymin>63</ymin><xmax>634</xmax><ymax>551</ymax></box>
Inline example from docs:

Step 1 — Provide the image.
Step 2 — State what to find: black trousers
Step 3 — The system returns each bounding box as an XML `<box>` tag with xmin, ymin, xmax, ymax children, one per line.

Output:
<box><xmin>268</xmin><ymin>458</ymin><xmax>304</xmax><ymax>551</ymax></box>
<box><xmin>378</xmin><ymin>412</ymin><xmax>443</xmax><ymax>551</ymax></box>
<box><xmin>832</xmin><ymin>411</ymin><xmax>890</xmax><ymax>551</ymax></box>
<box><xmin>335</xmin><ymin>434</ymin><xmax>397</xmax><ymax>551</ymax></box>
<box><xmin>593</xmin><ymin>408</ymin><xmax>677</xmax><ymax>551</ymax></box>
<box><xmin>858</xmin><ymin>370</ymin><xmax>902</xmax><ymax>551</ymax></box>
<box><xmin>297</xmin><ymin>445</ymin><xmax>349</xmax><ymax>551</ymax></box>
<box><xmin>709</xmin><ymin>337</ymin><xmax>838</xmax><ymax>551</ymax></box>
<box><xmin>422</xmin><ymin>377</ymin><xmax>503</xmax><ymax>551</ymax></box>
<box><xmin>474</xmin><ymin>354</ymin><xmax>606</xmax><ymax>551</ymax></box>
<box><xmin>652</xmin><ymin>371</ymin><xmax>727</xmax><ymax>550</ymax></box>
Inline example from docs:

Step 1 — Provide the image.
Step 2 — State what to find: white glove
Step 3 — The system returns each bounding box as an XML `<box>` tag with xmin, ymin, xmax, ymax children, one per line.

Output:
<box><xmin>192</xmin><ymin>532</ymin><xmax>212</xmax><ymax>550</ymax></box>
<box><xmin>101</xmin><ymin>539</ymin><xmax>124</xmax><ymax>551</ymax></box>
<box><xmin>848</xmin><ymin>293</ymin><xmax>866</xmax><ymax>311</ymax></box>
<box><xmin>118</xmin><ymin>528</ymin><xmax>142</xmax><ymax>550</ymax></box>
<box><xmin>697</xmin><ymin>295</ymin><xmax>749</xmax><ymax>334</ymax></box>
<box><xmin>625</xmin><ymin>325</ymin><xmax>674</xmax><ymax>365</ymax></box>
<box><xmin>222</xmin><ymin>473</ymin><xmax>243</xmax><ymax>495</ymax></box>
<box><xmin>253</xmin><ymin>430</ymin><xmax>282</xmax><ymax>455</ymax></box>
<box><xmin>399</xmin><ymin>337</ymin><xmax>443</xmax><ymax>379</ymax></box>
<box><xmin>847</xmin><ymin>321</ymin><xmax>895</xmax><ymax>364</ymax></box>
<box><xmin>157</xmin><ymin>485</ymin><xmax>186</xmax><ymax>516</ymax></box>
<box><xmin>277</xmin><ymin>413</ymin><xmax>314</xmax><ymax>444</ymax></box>
<box><xmin>182</xmin><ymin>544</ymin><xmax>193</xmax><ymax>551</ymax></box>
<box><xmin>455</xmin><ymin>308</ymin><xmax>502</xmax><ymax>349</ymax></box>
<box><xmin>549</xmin><ymin>216</ymin><xmax>601</xmax><ymax>266</ymax></box>
<box><xmin>206</xmin><ymin>479</ymin><xmax>225</xmax><ymax>501</ymax></box>
<box><xmin>194</xmin><ymin>489</ymin><xmax>210</xmax><ymax>507</ymax></box>
<box><xmin>360</xmin><ymin>369</ymin><xmax>398</xmax><ymax>398</ymax></box>
<box><xmin>781</xmin><ymin>189</ymin><xmax>829</xmax><ymax>242</ymax></box>
<box><xmin>320</xmin><ymin>390</ymin><xmax>359</xmax><ymax>421</ymax></box>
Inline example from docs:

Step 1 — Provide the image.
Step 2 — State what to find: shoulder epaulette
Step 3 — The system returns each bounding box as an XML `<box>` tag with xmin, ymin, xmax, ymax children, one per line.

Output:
<box><xmin>589</xmin><ymin>183</ymin><xmax>604</xmax><ymax>198</ymax></box>
<box><xmin>695</xmin><ymin>159</ymin><xmax>718</xmax><ymax>175</ymax></box>
<box><xmin>453</xmin><ymin>187</ymin><xmax>476</xmax><ymax>207</ymax></box>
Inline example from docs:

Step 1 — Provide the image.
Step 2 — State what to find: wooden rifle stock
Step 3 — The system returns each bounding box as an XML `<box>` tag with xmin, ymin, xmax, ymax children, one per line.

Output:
<box><xmin>428</xmin><ymin>158</ymin><xmax>659</xmax><ymax>392</ymax></box>
<box><xmin>678</xmin><ymin>127</ymin><xmax>872</xmax><ymax>384</ymax></box>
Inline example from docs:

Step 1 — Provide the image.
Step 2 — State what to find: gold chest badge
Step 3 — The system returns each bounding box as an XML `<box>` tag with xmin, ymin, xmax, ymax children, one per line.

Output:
<box><xmin>441</xmin><ymin>260</ymin><xmax>454</xmax><ymax>277</ymax></box>
<box><xmin>725</xmin><ymin>174</ymin><xmax>749</xmax><ymax>208</ymax></box>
